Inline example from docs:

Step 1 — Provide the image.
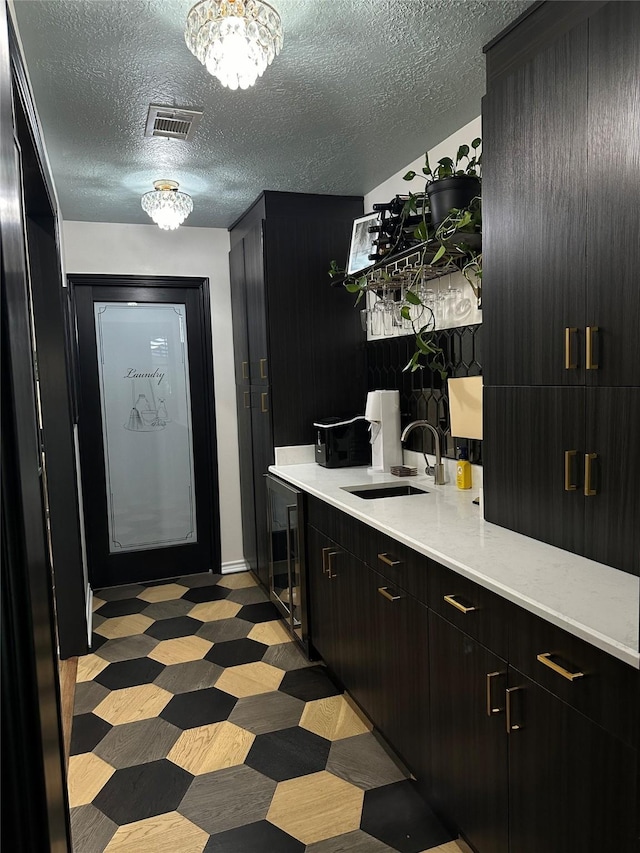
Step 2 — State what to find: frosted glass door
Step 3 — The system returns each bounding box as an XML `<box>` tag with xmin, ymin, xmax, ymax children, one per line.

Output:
<box><xmin>95</xmin><ymin>302</ymin><xmax>197</xmax><ymax>553</ymax></box>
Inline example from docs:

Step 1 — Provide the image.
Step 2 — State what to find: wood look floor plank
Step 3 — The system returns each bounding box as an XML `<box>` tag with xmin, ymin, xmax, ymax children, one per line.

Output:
<box><xmin>104</xmin><ymin>811</ymin><xmax>208</xmax><ymax>852</ymax></box>
<box><xmin>247</xmin><ymin>619</ymin><xmax>292</xmax><ymax>646</ymax></box>
<box><xmin>59</xmin><ymin>656</ymin><xmax>78</xmax><ymax>767</ymax></box>
<box><xmin>218</xmin><ymin>572</ymin><xmax>257</xmax><ymax>589</ymax></box>
<box><xmin>94</xmin><ymin>613</ymin><xmax>154</xmax><ymax>640</ymax></box>
<box><xmin>168</xmin><ymin>721</ymin><xmax>255</xmax><ymax>775</ymax></box>
<box><xmin>93</xmin><ymin>684</ymin><xmax>172</xmax><ymax>726</ymax></box>
<box><xmin>299</xmin><ymin>694</ymin><xmax>372</xmax><ymax>741</ymax></box>
<box><xmin>215</xmin><ymin>661</ymin><xmax>284</xmax><ymax>698</ymax></box>
<box><xmin>147</xmin><ymin>635</ymin><xmax>212</xmax><ymax>665</ymax></box>
<box><xmin>136</xmin><ymin>583</ymin><xmax>189</xmax><ymax>603</ymax></box>
<box><xmin>76</xmin><ymin>653</ymin><xmax>110</xmax><ymax>683</ymax></box>
<box><xmin>67</xmin><ymin>753</ymin><xmax>116</xmax><ymax>807</ymax></box>
<box><xmin>267</xmin><ymin>770</ymin><xmax>364</xmax><ymax>845</ymax></box>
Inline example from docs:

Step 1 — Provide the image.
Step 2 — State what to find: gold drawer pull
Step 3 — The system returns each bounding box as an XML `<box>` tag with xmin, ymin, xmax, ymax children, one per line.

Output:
<box><xmin>486</xmin><ymin>671</ymin><xmax>504</xmax><ymax>717</ymax></box>
<box><xmin>260</xmin><ymin>357</ymin><xmax>268</xmax><ymax>379</ymax></box>
<box><xmin>243</xmin><ymin>391</ymin><xmax>251</xmax><ymax>409</ymax></box>
<box><xmin>326</xmin><ymin>550</ymin><xmax>339</xmax><ymax>579</ymax></box>
<box><xmin>506</xmin><ymin>686</ymin><xmax>523</xmax><ymax>733</ymax></box>
<box><xmin>378</xmin><ymin>586</ymin><xmax>402</xmax><ymax>602</ymax></box>
<box><xmin>584</xmin><ymin>452</ymin><xmax>597</xmax><ymax>496</ymax></box>
<box><xmin>564</xmin><ymin>327</ymin><xmax>577</xmax><ymax>369</ymax></box>
<box><xmin>261</xmin><ymin>392</ymin><xmax>268</xmax><ymax>413</ymax></box>
<box><xmin>537</xmin><ymin>652</ymin><xmax>584</xmax><ymax>682</ymax></box>
<box><xmin>321</xmin><ymin>546</ymin><xmax>332</xmax><ymax>575</ymax></box>
<box><xmin>564</xmin><ymin>450</ymin><xmax>577</xmax><ymax>491</ymax></box>
<box><xmin>241</xmin><ymin>360</ymin><xmax>249</xmax><ymax>380</ymax></box>
<box><xmin>585</xmin><ymin>326</ymin><xmax>599</xmax><ymax>370</ymax></box>
<box><xmin>444</xmin><ymin>594</ymin><xmax>477</xmax><ymax>614</ymax></box>
<box><xmin>378</xmin><ymin>552</ymin><xmax>401</xmax><ymax>567</ymax></box>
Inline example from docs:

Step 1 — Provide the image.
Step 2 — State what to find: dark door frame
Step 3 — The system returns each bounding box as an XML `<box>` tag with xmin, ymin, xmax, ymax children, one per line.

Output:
<box><xmin>1</xmin><ymin>2</ymin><xmax>71</xmax><ymax>849</ymax></box>
<box><xmin>67</xmin><ymin>273</ymin><xmax>222</xmax><ymax>588</ymax></box>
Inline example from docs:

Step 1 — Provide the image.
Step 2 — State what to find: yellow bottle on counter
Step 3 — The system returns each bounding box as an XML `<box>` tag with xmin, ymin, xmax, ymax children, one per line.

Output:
<box><xmin>456</xmin><ymin>447</ymin><xmax>472</xmax><ymax>490</ymax></box>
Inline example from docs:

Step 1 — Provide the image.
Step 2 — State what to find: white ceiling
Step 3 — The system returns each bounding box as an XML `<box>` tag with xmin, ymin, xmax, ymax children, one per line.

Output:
<box><xmin>12</xmin><ymin>0</ymin><xmax>531</xmax><ymax>228</ymax></box>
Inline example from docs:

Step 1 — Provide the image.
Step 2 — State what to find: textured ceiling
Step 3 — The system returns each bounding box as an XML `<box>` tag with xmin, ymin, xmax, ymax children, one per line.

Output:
<box><xmin>12</xmin><ymin>0</ymin><xmax>531</xmax><ymax>228</ymax></box>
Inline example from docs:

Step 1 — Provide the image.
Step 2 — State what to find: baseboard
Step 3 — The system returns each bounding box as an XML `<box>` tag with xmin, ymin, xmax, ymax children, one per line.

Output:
<box><xmin>221</xmin><ymin>559</ymin><xmax>250</xmax><ymax>575</ymax></box>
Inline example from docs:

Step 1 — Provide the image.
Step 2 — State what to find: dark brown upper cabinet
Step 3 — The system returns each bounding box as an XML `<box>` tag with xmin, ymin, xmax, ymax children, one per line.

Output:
<box><xmin>483</xmin><ymin>2</ymin><xmax>640</xmax><ymax>389</ymax></box>
<box><xmin>482</xmin><ymin>20</ymin><xmax>588</xmax><ymax>387</ymax></box>
<box><xmin>482</xmin><ymin>2</ymin><xmax>640</xmax><ymax>575</ymax></box>
<box><xmin>229</xmin><ymin>191</ymin><xmax>366</xmax><ymax>584</ymax></box>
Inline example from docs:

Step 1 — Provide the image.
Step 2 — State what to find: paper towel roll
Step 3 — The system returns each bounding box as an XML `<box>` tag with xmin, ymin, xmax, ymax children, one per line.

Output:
<box><xmin>365</xmin><ymin>390</ymin><xmax>381</xmax><ymax>422</ymax></box>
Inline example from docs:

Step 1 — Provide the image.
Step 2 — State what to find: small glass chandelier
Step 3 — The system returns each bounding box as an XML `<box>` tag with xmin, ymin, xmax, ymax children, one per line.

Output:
<box><xmin>185</xmin><ymin>0</ymin><xmax>283</xmax><ymax>91</ymax></box>
<box><xmin>141</xmin><ymin>180</ymin><xmax>193</xmax><ymax>230</ymax></box>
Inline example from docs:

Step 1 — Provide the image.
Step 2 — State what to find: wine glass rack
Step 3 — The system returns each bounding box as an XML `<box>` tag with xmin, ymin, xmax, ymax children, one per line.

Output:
<box><xmin>332</xmin><ymin>232</ymin><xmax>481</xmax><ymax>294</ymax></box>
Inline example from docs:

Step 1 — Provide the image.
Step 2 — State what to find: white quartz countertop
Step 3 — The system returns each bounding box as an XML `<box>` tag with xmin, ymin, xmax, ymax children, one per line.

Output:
<box><xmin>269</xmin><ymin>462</ymin><xmax>640</xmax><ymax>668</ymax></box>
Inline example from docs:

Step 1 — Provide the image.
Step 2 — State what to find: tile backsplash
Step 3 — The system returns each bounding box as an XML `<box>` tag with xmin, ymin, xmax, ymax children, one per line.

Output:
<box><xmin>366</xmin><ymin>323</ymin><xmax>483</xmax><ymax>463</ymax></box>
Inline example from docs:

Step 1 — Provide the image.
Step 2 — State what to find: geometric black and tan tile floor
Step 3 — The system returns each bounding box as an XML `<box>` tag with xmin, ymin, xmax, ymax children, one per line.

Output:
<box><xmin>69</xmin><ymin>571</ymin><xmax>464</xmax><ymax>853</ymax></box>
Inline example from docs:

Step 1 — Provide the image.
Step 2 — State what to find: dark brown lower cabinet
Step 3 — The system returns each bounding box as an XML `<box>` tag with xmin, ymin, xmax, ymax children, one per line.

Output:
<box><xmin>353</xmin><ymin>566</ymin><xmax>430</xmax><ymax>779</ymax></box>
<box><xmin>507</xmin><ymin>667</ymin><xmax>638</xmax><ymax>853</ymax></box>
<box><xmin>429</xmin><ymin>612</ymin><xmax>509</xmax><ymax>853</ymax></box>
<box><xmin>307</xmin><ymin>525</ymin><xmax>360</xmax><ymax>686</ymax></box>
<box><xmin>305</xmin><ymin>499</ymin><xmax>639</xmax><ymax>853</ymax></box>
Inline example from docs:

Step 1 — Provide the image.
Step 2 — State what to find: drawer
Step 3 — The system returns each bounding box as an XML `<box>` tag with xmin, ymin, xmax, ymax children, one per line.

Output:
<box><xmin>428</xmin><ymin>562</ymin><xmax>509</xmax><ymax>659</ymax></box>
<box><xmin>509</xmin><ymin>607</ymin><xmax>639</xmax><ymax>748</ymax></box>
<box><xmin>362</xmin><ymin>529</ymin><xmax>428</xmax><ymax>605</ymax></box>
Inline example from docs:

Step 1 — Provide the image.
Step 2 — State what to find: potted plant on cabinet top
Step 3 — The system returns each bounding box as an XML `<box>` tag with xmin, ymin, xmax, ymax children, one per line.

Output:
<box><xmin>404</xmin><ymin>137</ymin><xmax>481</xmax><ymax>226</ymax></box>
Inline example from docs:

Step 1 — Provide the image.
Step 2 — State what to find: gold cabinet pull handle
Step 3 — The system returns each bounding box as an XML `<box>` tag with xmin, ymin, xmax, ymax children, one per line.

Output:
<box><xmin>260</xmin><ymin>357</ymin><xmax>268</xmax><ymax>379</ymax></box>
<box><xmin>378</xmin><ymin>552</ymin><xmax>401</xmax><ymax>567</ymax></box>
<box><xmin>537</xmin><ymin>652</ymin><xmax>584</xmax><ymax>682</ymax></box>
<box><xmin>327</xmin><ymin>550</ymin><xmax>339</xmax><ymax>579</ymax></box>
<box><xmin>378</xmin><ymin>586</ymin><xmax>402</xmax><ymax>602</ymax></box>
<box><xmin>486</xmin><ymin>671</ymin><xmax>504</xmax><ymax>717</ymax></box>
<box><xmin>564</xmin><ymin>327</ymin><xmax>577</xmax><ymax>369</ymax></box>
<box><xmin>243</xmin><ymin>391</ymin><xmax>251</xmax><ymax>409</ymax></box>
<box><xmin>564</xmin><ymin>450</ymin><xmax>577</xmax><ymax>491</ymax></box>
<box><xmin>261</xmin><ymin>392</ymin><xmax>268</xmax><ymax>413</ymax></box>
<box><xmin>506</xmin><ymin>686</ymin><xmax>523</xmax><ymax>734</ymax></box>
<box><xmin>443</xmin><ymin>594</ymin><xmax>477</xmax><ymax>614</ymax></box>
<box><xmin>584</xmin><ymin>452</ymin><xmax>597</xmax><ymax>496</ymax></box>
<box><xmin>241</xmin><ymin>360</ymin><xmax>249</xmax><ymax>380</ymax></box>
<box><xmin>585</xmin><ymin>326</ymin><xmax>599</xmax><ymax>370</ymax></box>
<box><xmin>321</xmin><ymin>546</ymin><xmax>332</xmax><ymax>575</ymax></box>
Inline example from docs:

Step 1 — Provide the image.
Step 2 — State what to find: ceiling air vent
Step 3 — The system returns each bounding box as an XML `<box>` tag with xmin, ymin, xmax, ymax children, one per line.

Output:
<box><xmin>144</xmin><ymin>104</ymin><xmax>203</xmax><ymax>141</ymax></box>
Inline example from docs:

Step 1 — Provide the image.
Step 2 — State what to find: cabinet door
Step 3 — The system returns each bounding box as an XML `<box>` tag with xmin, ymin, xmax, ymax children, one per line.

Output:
<box><xmin>482</xmin><ymin>23</ymin><xmax>587</xmax><ymax>386</ymax></box>
<box><xmin>586</xmin><ymin>2</ymin><xmax>640</xmax><ymax>387</ymax></box>
<box><xmin>352</xmin><ymin>567</ymin><xmax>430</xmax><ymax>782</ymax></box>
<box><xmin>429</xmin><ymin>612</ymin><xmax>508</xmax><ymax>853</ymax></box>
<box><xmin>229</xmin><ymin>240</ymin><xmax>251</xmax><ymax>386</ymax></box>
<box><xmin>307</xmin><ymin>526</ymin><xmax>357</xmax><ymax>683</ymax></box>
<box><xmin>583</xmin><ymin>388</ymin><xmax>640</xmax><ymax>575</ymax></box>
<box><xmin>251</xmin><ymin>387</ymin><xmax>273</xmax><ymax>588</ymax></box>
<box><xmin>508</xmin><ymin>667</ymin><xmax>638</xmax><ymax>853</ymax></box>
<box><xmin>307</xmin><ymin>526</ymin><xmax>338</xmax><ymax>667</ymax></box>
<box><xmin>243</xmin><ymin>221</ymin><xmax>269</xmax><ymax>386</ymax></box>
<box><xmin>235</xmin><ymin>387</ymin><xmax>257</xmax><ymax>575</ymax></box>
<box><xmin>483</xmin><ymin>387</ymin><xmax>585</xmax><ymax>555</ymax></box>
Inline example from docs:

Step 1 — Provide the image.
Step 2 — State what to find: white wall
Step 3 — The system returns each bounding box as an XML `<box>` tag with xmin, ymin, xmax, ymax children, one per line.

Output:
<box><xmin>62</xmin><ymin>220</ymin><xmax>245</xmax><ymax>570</ymax></box>
<box><xmin>365</xmin><ymin>115</ymin><xmax>482</xmax><ymax>211</ymax></box>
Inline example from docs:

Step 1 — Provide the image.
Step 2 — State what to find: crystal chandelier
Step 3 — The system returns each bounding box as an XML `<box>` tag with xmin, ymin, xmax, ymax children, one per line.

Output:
<box><xmin>185</xmin><ymin>0</ymin><xmax>283</xmax><ymax>91</ymax></box>
<box><xmin>141</xmin><ymin>180</ymin><xmax>193</xmax><ymax>230</ymax></box>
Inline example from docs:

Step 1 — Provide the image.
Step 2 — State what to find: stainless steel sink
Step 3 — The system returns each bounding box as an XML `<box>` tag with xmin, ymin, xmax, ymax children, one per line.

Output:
<box><xmin>341</xmin><ymin>483</ymin><xmax>430</xmax><ymax>500</ymax></box>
